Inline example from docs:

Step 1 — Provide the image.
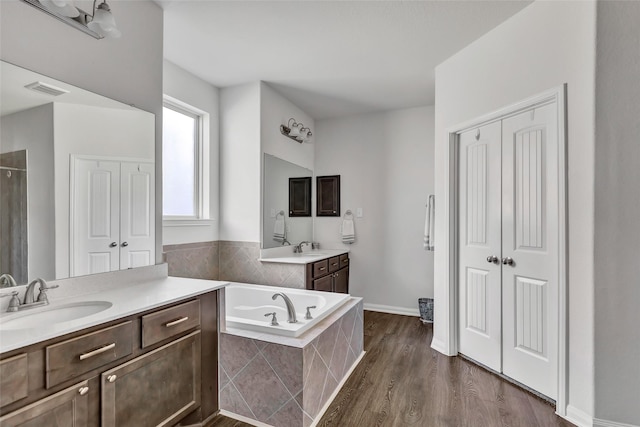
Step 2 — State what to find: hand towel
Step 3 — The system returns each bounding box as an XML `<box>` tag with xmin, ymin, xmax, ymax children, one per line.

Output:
<box><xmin>424</xmin><ymin>195</ymin><xmax>435</xmax><ymax>251</ymax></box>
<box><xmin>341</xmin><ymin>216</ymin><xmax>355</xmax><ymax>244</ymax></box>
<box><xmin>273</xmin><ymin>216</ymin><xmax>286</xmax><ymax>243</ymax></box>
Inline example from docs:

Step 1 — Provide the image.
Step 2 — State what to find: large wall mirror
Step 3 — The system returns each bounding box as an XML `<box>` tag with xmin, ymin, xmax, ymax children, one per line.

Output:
<box><xmin>0</xmin><ymin>61</ymin><xmax>156</xmax><ymax>286</ymax></box>
<box><xmin>262</xmin><ymin>154</ymin><xmax>313</xmax><ymax>249</ymax></box>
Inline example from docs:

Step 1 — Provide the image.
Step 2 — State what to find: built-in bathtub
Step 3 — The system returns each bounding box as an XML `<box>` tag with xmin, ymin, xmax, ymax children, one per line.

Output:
<box><xmin>220</xmin><ymin>283</ymin><xmax>364</xmax><ymax>427</ymax></box>
<box><xmin>225</xmin><ymin>283</ymin><xmax>350</xmax><ymax>337</ymax></box>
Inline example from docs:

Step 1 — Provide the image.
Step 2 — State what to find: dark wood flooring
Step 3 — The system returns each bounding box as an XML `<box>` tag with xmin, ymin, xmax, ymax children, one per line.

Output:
<box><xmin>207</xmin><ymin>311</ymin><xmax>574</xmax><ymax>427</ymax></box>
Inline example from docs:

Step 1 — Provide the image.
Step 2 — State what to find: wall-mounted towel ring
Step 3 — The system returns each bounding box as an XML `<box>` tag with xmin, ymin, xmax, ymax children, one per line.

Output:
<box><xmin>276</xmin><ymin>210</ymin><xmax>285</xmax><ymax>219</ymax></box>
<box><xmin>343</xmin><ymin>209</ymin><xmax>354</xmax><ymax>219</ymax></box>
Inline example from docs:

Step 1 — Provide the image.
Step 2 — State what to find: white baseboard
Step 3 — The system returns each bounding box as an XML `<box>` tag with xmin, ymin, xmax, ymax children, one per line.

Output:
<box><xmin>219</xmin><ymin>409</ymin><xmax>271</xmax><ymax>427</ymax></box>
<box><xmin>564</xmin><ymin>405</ymin><xmax>593</xmax><ymax>427</ymax></box>
<box><xmin>363</xmin><ymin>303</ymin><xmax>420</xmax><ymax>317</ymax></box>
<box><xmin>309</xmin><ymin>351</ymin><xmax>366</xmax><ymax>427</ymax></box>
<box><xmin>593</xmin><ymin>418</ymin><xmax>640</xmax><ymax>427</ymax></box>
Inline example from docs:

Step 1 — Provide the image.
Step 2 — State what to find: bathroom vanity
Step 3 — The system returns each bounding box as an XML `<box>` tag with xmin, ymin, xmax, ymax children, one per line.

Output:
<box><xmin>0</xmin><ymin>270</ymin><xmax>227</xmax><ymax>427</ymax></box>
<box><xmin>305</xmin><ymin>253</ymin><xmax>349</xmax><ymax>293</ymax></box>
<box><xmin>259</xmin><ymin>249</ymin><xmax>349</xmax><ymax>293</ymax></box>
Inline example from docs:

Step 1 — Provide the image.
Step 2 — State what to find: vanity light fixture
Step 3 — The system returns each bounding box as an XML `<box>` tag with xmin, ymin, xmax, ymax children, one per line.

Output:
<box><xmin>280</xmin><ymin>118</ymin><xmax>313</xmax><ymax>144</ymax></box>
<box><xmin>20</xmin><ymin>0</ymin><xmax>121</xmax><ymax>39</ymax></box>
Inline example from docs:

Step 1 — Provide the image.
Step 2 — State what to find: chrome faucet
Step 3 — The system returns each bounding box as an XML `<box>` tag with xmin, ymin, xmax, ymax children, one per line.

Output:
<box><xmin>0</xmin><ymin>273</ymin><xmax>18</xmax><ymax>288</ymax></box>
<box><xmin>293</xmin><ymin>241</ymin><xmax>310</xmax><ymax>253</ymax></box>
<box><xmin>272</xmin><ymin>292</ymin><xmax>298</xmax><ymax>323</ymax></box>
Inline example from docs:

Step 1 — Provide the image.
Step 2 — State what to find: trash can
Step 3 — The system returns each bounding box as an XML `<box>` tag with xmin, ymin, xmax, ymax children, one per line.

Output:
<box><xmin>418</xmin><ymin>298</ymin><xmax>434</xmax><ymax>323</ymax></box>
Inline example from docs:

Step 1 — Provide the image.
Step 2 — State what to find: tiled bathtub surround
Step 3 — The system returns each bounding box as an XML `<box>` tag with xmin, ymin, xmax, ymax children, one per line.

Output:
<box><xmin>219</xmin><ymin>241</ymin><xmax>305</xmax><ymax>288</ymax></box>
<box><xmin>163</xmin><ymin>241</ymin><xmax>219</xmax><ymax>280</ymax></box>
<box><xmin>220</xmin><ymin>299</ymin><xmax>364</xmax><ymax>427</ymax></box>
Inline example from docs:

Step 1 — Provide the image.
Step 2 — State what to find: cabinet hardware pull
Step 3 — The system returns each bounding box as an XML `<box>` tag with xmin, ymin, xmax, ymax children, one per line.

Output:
<box><xmin>109</xmin><ymin>242</ymin><xmax>117</xmax><ymax>248</ymax></box>
<box><xmin>331</xmin><ymin>263</ymin><xmax>338</xmax><ymax>266</ymax></box>
<box><xmin>319</xmin><ymin>267</ymin><xmax>326</xmax><ymax>271</ymax></box>
<box><xmin>79</xmin><ymin>343</ymin><xmax>116</xmax><ymax>360</ymax></box>
<box><xmin>121</xmin><ymin>242</ymin><xmax>129</xmax><ymax>247</ymax></box>
<box><xmin>165</xmin><ymin>316</ymin><xmax>189</xmax><ymax>327</ymax></box>
<box><xmin>107</xmin><ymin>375</ymin><xmax>117</xmax><ymax>383</ymax></box>
<box><xmin>78</xmin><ymin>386</ymin><xmax>89</xmax><ymax>395</ymax></box>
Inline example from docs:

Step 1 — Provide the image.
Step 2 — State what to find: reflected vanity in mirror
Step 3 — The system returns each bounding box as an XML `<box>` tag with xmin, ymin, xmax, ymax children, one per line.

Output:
<box><xmin>0</xmin><ymin>60</ymin><xmax>156</xmax><ymax>287</ymax></box>
<box><xmin>262</xmin><ymin>154</ymin><xmax>313</xmax><ymax>249</ymax></box>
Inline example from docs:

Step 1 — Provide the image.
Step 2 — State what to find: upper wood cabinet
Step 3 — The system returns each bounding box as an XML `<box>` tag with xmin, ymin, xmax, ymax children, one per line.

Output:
<box><xmin>289</xmin><ymin>177</ymin><xmax>312</xmax><ymax>217</ymax></box>
<box><xmin>316</xmin><ymin>175</ymin><xmax>340</xmax><ymax>217</ymax></box>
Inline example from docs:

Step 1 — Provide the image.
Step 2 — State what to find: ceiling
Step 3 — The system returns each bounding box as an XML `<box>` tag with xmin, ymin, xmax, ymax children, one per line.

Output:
<box><xmin>158</xmin><ymin>1</ymin><xmax>531</xmax><ymax>120</ymax></box>
<box><xmin>1</xmin><ymin>61</ymin><xmax>137</xmax><ymax>117</ymax></box>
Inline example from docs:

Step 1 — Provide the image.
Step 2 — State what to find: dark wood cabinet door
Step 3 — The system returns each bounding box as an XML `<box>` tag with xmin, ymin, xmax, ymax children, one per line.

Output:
<box><xmin>334</xmin><ymin>267</ymin><xmax>349</xmax><ymax>294</ymax></box>
<box><xmin>316</xmin><ymin>175</ymin><xmax>340</xmax><ymax>216</ymax></box>
<box><xmin>313</xmin><ymin>274</ymin><xmax>333</xmax><ymax>292</ymax></box>
<box><xmin>289</xmin><ymin>177</ymin><xmax>312</xmax><ymax>217</ymax></box>
<box><xmin>0</xmin><ymin>380</ymin><xmax>89</xmax><ymax>427</ymax></box>
<box><xmin>101</xmin><ymin>331</ymin><xmax>201</xmax><ymax>427</ymax></box>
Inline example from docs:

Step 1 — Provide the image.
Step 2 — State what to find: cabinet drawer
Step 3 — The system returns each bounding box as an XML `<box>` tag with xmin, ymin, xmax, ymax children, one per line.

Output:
<box><xmin>46</xmin><ymin>321</ymin><xmax>133</xmax><ymax>389</ymax></box>
<box><xmin>328</xmin><ymin>256</ymin><xmax>340</xmax><ymax>273</ymax></box>
<box><xmin>313</xmin><ymin>259</ymin><xmax>329</xmax><ymax>278</ymax></box>
<box><xmin>339</xmin><ymin>254</ymin><xmax>349</xmax><ymax>269</ymax></box>
<box><xmin>0</xmin><ymin>353</ymin><xmax>28</xmax><ymax>407</ymax></box>
<box><xmin>142</xmin><ymin>299</ymin><xmax>200</xmax><ymax>348</ymax></box>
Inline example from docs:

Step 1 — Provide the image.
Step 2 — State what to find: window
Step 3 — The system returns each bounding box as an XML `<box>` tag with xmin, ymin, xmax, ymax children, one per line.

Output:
<box><xmin>162</xmin><ymin>97</ymin><xmax>208</xmax><ymax>219</ymax></box>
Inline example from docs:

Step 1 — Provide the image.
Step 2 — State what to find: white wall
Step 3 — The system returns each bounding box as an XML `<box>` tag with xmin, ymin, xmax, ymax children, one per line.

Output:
<box><xmin>433</xmin><ymin>1</ymin><xmax>596</xmax><ymax>421</ymax></box>
<box><xmin>219</xmin><ymin>82</ymin><xmax>261</xmax><ymax>242</ymax></box>
<box><xmin>260</xmin><ymin>83</ymin><xmax>315</xmax><ymax>171</ymax></box>
<box><xmin>0</xmin><ymin>0</ymin><xmax>164</xmax><ymax>263</ymax></box>
<box><xmin>315</xmin><ymin>106</ymin><xmax>434</xmax><ymax>314</ymax></box>
<box><xmin>162</xmin><ymin>60</ymin><xmax>220</xmax><ymax>245</ymax></box>
<box><xmin>53</xmin><ymin>103</ymin><xmax>155</xmax><ymax>278</ymax></box>
<box><xmin>593</xmin><ymin>2</ymin><xmax>640</xmax><ymax>426</ymax></box>
<box><xmin>1</xmin><ymin>104</ymin><xmax>55</xmax><ymax>281</ymax></box>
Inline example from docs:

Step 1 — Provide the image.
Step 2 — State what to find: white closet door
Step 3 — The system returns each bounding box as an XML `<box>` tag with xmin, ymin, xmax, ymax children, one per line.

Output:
<box><xmin>120</xmin><ymin>162</ymin><xmax>155</xmax><ymax>270</ymax></box>
<box><xmin>501</xmin><ymin>103</ymin><xmax>558</xmax><ymax>399</ymax></box>
<box><xmin>458</xmin><ymin>121</ymin><xmax>503</xmax><ymax>371</ymax></box>
<box><xmin>72</xmin><ymin>159</ymin><xmax>120</xmax><ymax>276</ymax></box>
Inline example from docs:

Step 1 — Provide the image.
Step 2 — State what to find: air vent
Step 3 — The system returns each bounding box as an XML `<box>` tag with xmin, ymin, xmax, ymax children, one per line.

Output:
<box><xmin>24</xmin><ymin>81</ymin><xmax>70</xmax><ymax>97</ymax></box>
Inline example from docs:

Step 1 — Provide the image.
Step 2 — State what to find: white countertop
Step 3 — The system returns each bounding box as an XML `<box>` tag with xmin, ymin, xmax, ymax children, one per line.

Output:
<box><xmin>0</xmin><ymin>276</ymin><xmax>228</xmax><ymax>354</ymax></box>
<box><xmin>259</xmin><ymin>249</ymin><xmax>349</xmax><ymax>264</ymax></box>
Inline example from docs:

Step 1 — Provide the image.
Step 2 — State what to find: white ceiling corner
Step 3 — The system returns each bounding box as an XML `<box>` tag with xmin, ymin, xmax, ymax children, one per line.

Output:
<box><xmin>158</xmin><ymin>0</ymin><xmax>532</xmax><ymax>120</ymax></box>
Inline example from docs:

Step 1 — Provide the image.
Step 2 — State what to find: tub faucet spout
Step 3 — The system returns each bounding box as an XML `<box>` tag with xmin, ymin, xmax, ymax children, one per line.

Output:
<box><xmin>272</xmin><ymin>292</ymin><xmax>298</xmax><ymax>323</ymax></box>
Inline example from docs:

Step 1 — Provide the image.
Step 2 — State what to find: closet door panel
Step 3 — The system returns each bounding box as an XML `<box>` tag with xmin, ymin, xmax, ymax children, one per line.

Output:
<box><xmin>120</xmin><ymin>162</ymin><xmax>155</xmax><ymax>270</ymax></box>
<box><xmin>71</xmin><ymin>159</ymin><xmax>120</xmax><ymax>276</ymax></box>
<box><xmin>501</xmin><ymin>103</ymin><xmax>558</xmax><ymax>400</ymax></box>
<box><xmin>457</xmin><ymin>121</ymin><xmax>502</xmax><ymax>372</ymax></box>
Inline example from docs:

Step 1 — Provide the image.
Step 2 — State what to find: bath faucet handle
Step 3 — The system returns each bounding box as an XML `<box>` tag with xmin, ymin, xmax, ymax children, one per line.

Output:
<box><xmin>1</xmin><ymin>291</ymin><xmax>21</xmax><ymax>312</ymax></box>
<box><xmin>305</xmin><ymin>306</ymin><xmax>317</xmax><ymax>320</ymax></box>
<box><xmin>264</xmin><ymin>312</ymin><xmax>279</xmax><ymax>326</ymax></box>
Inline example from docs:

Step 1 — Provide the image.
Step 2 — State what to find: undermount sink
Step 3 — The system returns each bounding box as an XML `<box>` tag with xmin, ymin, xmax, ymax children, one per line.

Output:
<box><xmin>0</xmin><ymin>301</ymin><xmax>112</xmax><ymax>331</ymax></box>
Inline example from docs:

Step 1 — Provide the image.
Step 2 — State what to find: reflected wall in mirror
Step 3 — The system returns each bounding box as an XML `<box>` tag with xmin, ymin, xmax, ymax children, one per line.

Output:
<box><xmin>0</xmin><ymin>60</ymin><xmax>156</xmax><ymax>286</ymax></box>
<box><xmin>262</xmin><ymin>154</ymin><xmax>313</xmax><ymax>249</ymax></box>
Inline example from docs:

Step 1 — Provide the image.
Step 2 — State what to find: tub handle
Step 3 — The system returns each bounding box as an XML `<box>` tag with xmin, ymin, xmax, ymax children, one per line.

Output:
<box><xmin>265</xmin><ymin>312</ymin><xmax>279</xmax><ymax>326</ymax></box>
<box><xmin>305</xmin><ymin>306</ymin><xmax>317</xmax><ymax>320</ymax></box>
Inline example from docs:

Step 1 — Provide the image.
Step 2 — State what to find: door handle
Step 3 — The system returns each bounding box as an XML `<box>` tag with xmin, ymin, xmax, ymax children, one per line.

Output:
<box><xmin>109</xmin><ymin>242</ymin><xmax>117</xmax><ymax>248</ymax></box>
<box><xmin>486</xmin><ymin>256</ymin><xmax>499</xmax><ymax>264</ymax></box>
<box><xmin>121</xmin><ymin>242</ymin><xmax>128</xmax><ymax>247</ymax></box>
<box><xmin>502</xmin><ymin>257</ymin><xmax>515</xmax><ymax>266</ymax></box>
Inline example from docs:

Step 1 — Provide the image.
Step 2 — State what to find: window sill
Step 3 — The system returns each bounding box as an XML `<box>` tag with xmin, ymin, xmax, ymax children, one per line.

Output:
<box><xmin>163</xmin><ymin>219</ymin><xmax>216</xmax><ymax>227</ymax></box>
